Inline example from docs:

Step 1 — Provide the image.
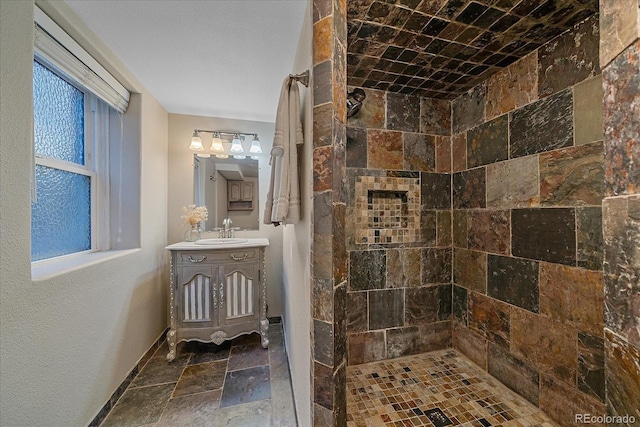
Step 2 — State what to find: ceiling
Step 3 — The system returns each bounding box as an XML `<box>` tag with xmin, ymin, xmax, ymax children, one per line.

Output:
<box><xmin>347</xmin><ymin>0</ymin><xmax>598</xmax><ymax>98</ymax></box>
<box><xmin>65</xmin><ymin>0</ymin><xmax>308</xmax><ymax>123</ymax></box>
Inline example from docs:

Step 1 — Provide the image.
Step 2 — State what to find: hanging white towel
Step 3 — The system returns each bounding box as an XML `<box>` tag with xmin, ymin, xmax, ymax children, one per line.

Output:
<box><xmin>264</xmin><ymin>76</ymin><xmax>304</xmax><ymax>226</ymax></box>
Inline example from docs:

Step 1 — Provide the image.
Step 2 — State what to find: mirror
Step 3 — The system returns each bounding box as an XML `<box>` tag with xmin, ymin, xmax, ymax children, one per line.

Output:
<box><xmin>194</xmin><ymin>155</ymin><xmax>260</xmax><ymax>231</ymax></box>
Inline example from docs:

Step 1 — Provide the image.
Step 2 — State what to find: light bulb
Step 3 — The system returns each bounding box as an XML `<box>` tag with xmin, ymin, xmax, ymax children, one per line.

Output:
<box><xmin>249</xmin><ymin>136</ymin><xmax>262</xmax><ymax>154</ymax></box>
<box><xmin>196</xmin><ymin>153</ymin><xmax>210</xmax><ymax>158</ymax></box>
<box><xmin>210</xmin><ymin>132</ymin><xmax>224</xmax><ymax>153</ymax></box>
<box><xmin>216</xmin><ymin>154</ymin><xmax>229</xmax><ymax>159</ymax></box>
<box><xmin>189</xmin><ymin>131</ymin><xmax>203</xmax><ymax>151</ymax></box>
<box><xmin>230</xmin><ymin>134</ymin><xmax>244</xmax><ymax>153</ymax></box>
<box><xmin>233</xmin><ymin>155</ymin><xmax>246</xmax><ymax>159</ymax></box>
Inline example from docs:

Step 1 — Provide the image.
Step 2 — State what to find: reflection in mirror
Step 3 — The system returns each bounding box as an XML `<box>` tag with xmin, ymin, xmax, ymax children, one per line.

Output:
<box><xmin>194</xmin><ymin>155</ymin><xmax>259</xmax><ymax>231</ymax></box>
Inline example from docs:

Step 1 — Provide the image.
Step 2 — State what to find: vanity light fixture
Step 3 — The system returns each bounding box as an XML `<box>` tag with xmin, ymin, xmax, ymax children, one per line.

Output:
<box><xmin>230</xmin><ymin>134</ymin><xmax>244</xmax><ymax>153</ymax></box>
<box><xmin>249</xmin><ymin>135</ymin><xmax>262</xmax><ymax>154</ymax></box>
<box><xmin>188</xmin><ymin>129</ymin><xmax>260</xmax><ymax>157</ymax></box>
<box><xmin>210</xmin><ymin>132</ymin><xmax>224</xmax><ymax>153</ymax></box>
<box><xmin>189</xmin><ymin>131</ymin><xmax>204</xmax><ymax>152</ymax></box>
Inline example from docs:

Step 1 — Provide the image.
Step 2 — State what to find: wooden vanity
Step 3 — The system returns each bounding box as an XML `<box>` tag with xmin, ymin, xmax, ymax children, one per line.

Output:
<box><xmin>165</xmin><ymin>238</ymin><xmax>269</xmax><ymax>361</ymax></box>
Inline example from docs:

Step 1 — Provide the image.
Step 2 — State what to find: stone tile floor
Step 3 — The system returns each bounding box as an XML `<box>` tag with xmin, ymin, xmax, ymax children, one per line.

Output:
<box><xmin>101</xmin><ymin>323</ymin><xmax>296</xmax><ymax>426</ymax></box>
<box><xmin>347</xmin><ymin>349</ymin><xmax>559</xmax><ymax>427</ymax></box>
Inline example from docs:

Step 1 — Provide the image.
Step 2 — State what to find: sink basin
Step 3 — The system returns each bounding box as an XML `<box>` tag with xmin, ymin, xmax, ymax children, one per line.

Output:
<box><xmin>167</xmin><ymin>237</ymin><xmax>269</xmax><ymax>251</ymax></box>
<box><xmin>195</xmin><ymin>238</ymin><xmax>248</xmax><ymax>245</ymax></box>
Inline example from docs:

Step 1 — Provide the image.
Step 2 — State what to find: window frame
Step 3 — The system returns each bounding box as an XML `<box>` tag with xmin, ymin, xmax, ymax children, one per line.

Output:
<box><xmin>30</xmin><ymin>4</ymin><xmax>139</xmax><ymax>278</ymax></box>
<box><xmin>31</xmin><ymin>58</ymin><xmax>112</xmax><ymax>264</ymax></box>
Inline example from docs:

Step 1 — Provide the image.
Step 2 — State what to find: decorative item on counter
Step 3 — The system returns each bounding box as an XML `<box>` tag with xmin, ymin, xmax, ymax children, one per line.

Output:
<box><xmin>181</xmin><ymin>204</ymin><xmax>208</xmax><ymax>242</ymax></box>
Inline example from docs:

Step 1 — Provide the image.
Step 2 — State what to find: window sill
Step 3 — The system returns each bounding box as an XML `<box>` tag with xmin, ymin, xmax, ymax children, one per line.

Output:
<box><xmin>31</xmin><ymin>248</ymin><xmax>141</xmax><ymax>281</ymax></box>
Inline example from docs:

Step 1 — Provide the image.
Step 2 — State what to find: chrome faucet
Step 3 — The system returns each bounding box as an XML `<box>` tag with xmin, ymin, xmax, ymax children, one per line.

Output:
<box><xmin>221</xmin><ymin>218</ymin><xmax>233</xmax><ymax>238</ymax></box>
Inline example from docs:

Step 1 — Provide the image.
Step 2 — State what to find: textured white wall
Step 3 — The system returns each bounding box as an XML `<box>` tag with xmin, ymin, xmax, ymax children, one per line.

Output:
<box><xmin>167</xmin><ymin>113</ymin><xmax>284</xmax><ymax>316</ymax></box>
<box><xmin>0</xmin><ymin>2</ymin><xmax>169</xmax><ymax>425</ymax></box>
<box><xmin>283</xmin><ymin>0</ymin><xmax>313</xmax><ymax>424</ymax></box>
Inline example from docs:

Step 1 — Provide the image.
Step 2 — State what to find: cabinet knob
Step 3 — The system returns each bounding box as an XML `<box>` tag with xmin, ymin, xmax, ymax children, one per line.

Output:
<box><xmin>188</xmin><ymin>255</ymin><xmax>207</xmax><ymax>263</ymax></box>
<box><xmin>230</xmin><ymin>253</ymin><xmax>248</xmax><ymax>261</ymax></box>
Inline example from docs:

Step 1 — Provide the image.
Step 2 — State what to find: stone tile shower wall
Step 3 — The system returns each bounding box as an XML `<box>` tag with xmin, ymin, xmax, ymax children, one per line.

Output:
<box><xmin>311</xmin><ymin>0</ymin><xmax>348</xmax><ymax>424</ymax></box>
<box><xmin>599</xmin><ymin>0</ymin><xmax>640</xmax><ymax>423</ymax></box>
<box><xmin>345</xmin><ymin>88</ymin><xmax>453</xmax><ymax>365</ymax></box>
<box><xmin>449</xmin><ymin>15</ymin><xmax>612</xmax><ymax>426</ymax></box>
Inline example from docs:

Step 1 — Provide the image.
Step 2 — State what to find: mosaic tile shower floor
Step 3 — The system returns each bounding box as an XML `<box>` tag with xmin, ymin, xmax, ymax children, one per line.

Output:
<box><xmin>347</xmin><ymin>349</ymin><xmax>558</xmax><ymax>427</ymax></box>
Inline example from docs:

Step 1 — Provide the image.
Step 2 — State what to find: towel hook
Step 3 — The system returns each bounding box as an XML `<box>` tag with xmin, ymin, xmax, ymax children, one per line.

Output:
<box><xmin>289</xmin><ymin>70</ymin><xmax>309</xmax><ymax>87</ymax></box>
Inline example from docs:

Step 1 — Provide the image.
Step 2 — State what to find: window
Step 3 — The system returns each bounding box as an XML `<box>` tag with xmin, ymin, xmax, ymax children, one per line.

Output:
<box><xmin>31</xmin><ymin>6</ymin><xmax>132</xmax><ymax>265</ymax></box>
<box><xmin>31</xmin><ymin>60</ymin><xmax>103</xmax><ymax>261</ymax></box>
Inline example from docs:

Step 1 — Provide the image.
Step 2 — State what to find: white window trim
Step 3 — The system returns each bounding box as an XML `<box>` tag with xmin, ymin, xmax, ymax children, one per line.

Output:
<box><xmin>30</xmin><ymin>6</ymin><xmax>138</xmax><ymax>276</ymax></box>
<box><xmin>32</xmin><ymin>70</ymin><xmax>100</xmax><ymax>262</ymax></box>
<box><xmin>31</xmin><ymin>248</ymin><xmax>141</xmax><ymax>281</ymax></box>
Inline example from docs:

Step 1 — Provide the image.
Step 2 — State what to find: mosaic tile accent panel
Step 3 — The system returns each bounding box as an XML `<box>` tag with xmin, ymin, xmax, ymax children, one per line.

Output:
<box><xmin>354</xmin><ymin>174</ymin><xmax>421</xmax><ymax>245</ymax></box>
<box><xmin>347</xmin><ymin>0</ymin><xmax>598</xmax><ymax>98</ymax></box>
<box><xmin>347</xmin><ymin>349</ymin><xmax>557</xmax><ymax>427</ymax></box>
<box><xmin>369</xmin><ymin>190</ymin><xmax>409</xmax><ymax>229</ymax></box>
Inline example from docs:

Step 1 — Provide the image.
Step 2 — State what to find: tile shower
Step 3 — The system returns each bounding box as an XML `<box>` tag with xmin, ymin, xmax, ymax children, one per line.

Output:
<box><xmin>311</xmin><ymin>0</ymin><xmax>639</xmax><ymax>425</ymax></box>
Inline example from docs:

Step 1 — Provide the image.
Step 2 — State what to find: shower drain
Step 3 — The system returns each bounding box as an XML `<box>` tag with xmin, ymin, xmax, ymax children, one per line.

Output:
<box><xmin>424</xmin><ymin>408</ymin><xmax>453</xmax><ymax>427</ymax></box>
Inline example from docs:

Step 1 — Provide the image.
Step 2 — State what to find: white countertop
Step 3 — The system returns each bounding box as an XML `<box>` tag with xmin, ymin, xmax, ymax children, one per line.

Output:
<box><xmin>166</xmin><ymin>238</ymin><xmax>269</xmax><ymax>251</ymax></box>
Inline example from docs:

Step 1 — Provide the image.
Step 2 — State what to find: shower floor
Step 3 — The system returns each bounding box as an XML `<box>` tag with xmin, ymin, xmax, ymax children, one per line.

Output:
<box><xmin>347</xmin><ymin>349</ymin><xmax>557</xmax><ymax>427</ymax></box>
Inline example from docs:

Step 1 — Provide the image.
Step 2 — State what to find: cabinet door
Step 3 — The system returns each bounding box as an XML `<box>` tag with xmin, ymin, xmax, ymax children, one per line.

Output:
<box><xmin>177</xmin><ymin>265</ymin><xmax>217</xmax><ymax>328</ymax></box>
<box><xmin>228</xmin><ymin>182</ymin><xmax>241</xmax><ymax>202</ymax></box>
<box><xmin>240</xmin><ymin>182</ymin><xmax>253</xmax><ymax>201</ymax></box>
<box><xmin>219</xmin><ymin>262</ymin><xmax>260</xmax><ymax>326</ymax></box>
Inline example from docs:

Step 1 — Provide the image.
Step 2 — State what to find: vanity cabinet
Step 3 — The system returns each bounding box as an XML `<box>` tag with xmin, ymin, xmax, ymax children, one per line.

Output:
<box><xmin>165</xmin><ymin>240</ymin><xmax>269</xmax><ymax>361</ymax></box>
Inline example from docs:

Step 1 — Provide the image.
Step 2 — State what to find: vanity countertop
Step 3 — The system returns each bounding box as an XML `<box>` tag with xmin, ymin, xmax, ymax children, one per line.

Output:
<box><xmin>166</xmin><ymin>237</ymin><xmax>269</xmax><ymax>251</ymax></box>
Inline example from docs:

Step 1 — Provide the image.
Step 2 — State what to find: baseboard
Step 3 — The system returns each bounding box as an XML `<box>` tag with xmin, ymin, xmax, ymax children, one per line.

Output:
<box><xmin>87</xmin><ymin>328</ymin><xmax>168</xmax><ymax>427</ymax></box>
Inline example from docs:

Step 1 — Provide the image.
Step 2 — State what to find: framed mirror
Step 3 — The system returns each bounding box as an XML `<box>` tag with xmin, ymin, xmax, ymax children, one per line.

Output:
<box><xmin>194</xmin><ymin>155</ymin><xmax>259</xmax><ymax>231</ymax></box>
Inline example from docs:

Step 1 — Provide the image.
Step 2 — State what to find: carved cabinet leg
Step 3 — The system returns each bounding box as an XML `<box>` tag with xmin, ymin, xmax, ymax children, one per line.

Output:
<box><xmin>260</xmin><ymin>319</ymin><xmax>270</xmax><ymax>348</ymax></box>
<box><xmin>166</xmin><ymin>329</ymin><xmax>177</xmax><ymax>362</ymax></box>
